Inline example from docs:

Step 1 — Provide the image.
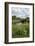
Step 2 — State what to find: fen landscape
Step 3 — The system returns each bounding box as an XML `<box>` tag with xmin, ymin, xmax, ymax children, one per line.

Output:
<box><xmin>12</xmin><ymin>16</ymin><xmax>29</xmax><ymax>38</ymax></box>
<box><xmin>12</xmin><ymin>7</ymin><xmax>30</xmax><ymax>38</ymax></box>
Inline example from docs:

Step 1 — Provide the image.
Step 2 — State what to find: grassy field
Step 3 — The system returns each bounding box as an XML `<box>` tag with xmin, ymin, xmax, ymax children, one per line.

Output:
<box><xmin>12</xmin><ymin>22</ymin><xmax>29</xmax><ymax>38</ymax></box>
<box><xmin>12</xmin><ymin>16</ymin><xmax>29</xmax><ymax>38</ymax></box>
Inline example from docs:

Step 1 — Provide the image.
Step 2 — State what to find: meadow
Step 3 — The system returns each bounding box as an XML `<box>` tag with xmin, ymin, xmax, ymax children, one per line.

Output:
<box><xmin>12</xmin><ymin>16</ymin><xmax>29</xmax><ymax>38</ymax></box>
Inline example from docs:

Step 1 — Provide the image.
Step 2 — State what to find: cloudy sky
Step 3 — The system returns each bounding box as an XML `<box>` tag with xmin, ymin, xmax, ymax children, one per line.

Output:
<box><xmin>12</xmin><ymin>7</ymin><xmax>30</xmax><ymax>18</ymax></box>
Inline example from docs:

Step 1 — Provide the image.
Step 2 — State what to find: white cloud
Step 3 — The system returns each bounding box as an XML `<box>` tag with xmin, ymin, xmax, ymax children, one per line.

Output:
<box><xmin>12</xmin><ymin>7</ymin><xmax>29</xmax><ymax>18</ymax></box>
<box><xmin>12</xmin><ymin>8</ymin><xmax>18</xmax><ymax>12</ymax></box>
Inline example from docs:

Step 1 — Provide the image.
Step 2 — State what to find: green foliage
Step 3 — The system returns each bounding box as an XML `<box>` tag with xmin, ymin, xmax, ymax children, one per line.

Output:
<box><xmin>12</xmin><ymin>16</ymin><xmax>16</xmax><ymax>20</ymax></box>
<box><xmin>12</xmin><ymin>23</ymin><xmax>29</xmax><ymax>38</ymax></box>
<box><xmin>12</xmin><ymin>16</ymin><xmax>29</xmax><ymax>38</ymax></box>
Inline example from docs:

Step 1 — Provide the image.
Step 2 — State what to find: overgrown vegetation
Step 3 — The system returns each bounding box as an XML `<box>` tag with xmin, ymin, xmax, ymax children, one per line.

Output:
<box><xmin>12</xmin><ymin>16</ymin><xmax>29</xmax><ymax>38</ymax></box>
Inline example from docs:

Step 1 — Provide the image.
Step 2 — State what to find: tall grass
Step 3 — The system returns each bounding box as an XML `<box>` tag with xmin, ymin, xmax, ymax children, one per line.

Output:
<box><xmin>12</xmin><ymin>22</ymin><xmax>29</xmax><ymax>38</ymax></box>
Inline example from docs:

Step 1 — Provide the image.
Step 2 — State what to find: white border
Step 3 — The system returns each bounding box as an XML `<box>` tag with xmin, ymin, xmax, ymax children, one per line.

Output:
<box><xmin>9</xmin><ymin>4</ymin><xmax>33</xmax><ymax>42</ymax></box>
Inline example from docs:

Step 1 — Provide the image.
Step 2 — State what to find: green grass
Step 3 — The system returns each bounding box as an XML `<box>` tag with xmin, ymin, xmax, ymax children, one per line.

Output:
<box><xmin>12</xmin><ymin>22</ymin><xmax>29</xmax><ymax>38</ymax></box>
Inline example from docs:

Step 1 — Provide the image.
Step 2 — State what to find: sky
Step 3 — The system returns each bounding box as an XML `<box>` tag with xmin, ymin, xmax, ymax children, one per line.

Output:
<box><xmin>12</xmin><ymin>7</ymin><xmax>30</xmax><ymax>18</ymax></box>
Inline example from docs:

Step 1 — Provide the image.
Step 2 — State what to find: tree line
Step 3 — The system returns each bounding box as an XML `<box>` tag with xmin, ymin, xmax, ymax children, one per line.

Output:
<box><xmin>12</xmin><ymin>16</ymin><xmax>29</xmax><ymax>24</ymax></box>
